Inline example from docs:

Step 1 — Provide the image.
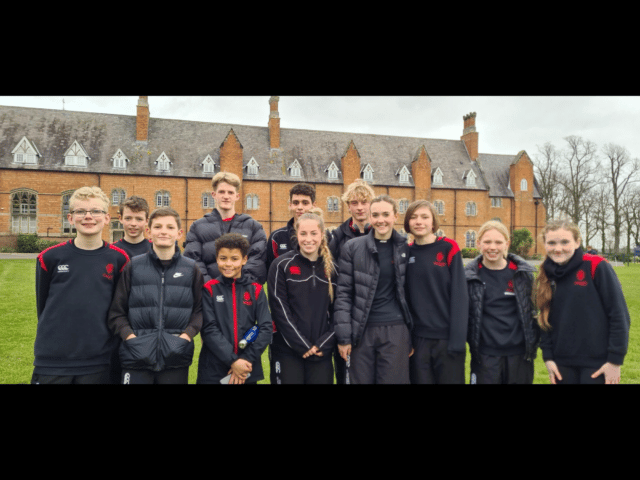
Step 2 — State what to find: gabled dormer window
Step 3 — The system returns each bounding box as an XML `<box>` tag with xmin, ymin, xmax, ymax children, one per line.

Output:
<box><xmin>155</xmin><ymin>152</ymin><xmax>172</xmax><ymax>172</ymax></box>
<box><xmin>202</xmin><ymin>155</ymin><xmax>216</xmax><ymax>174</ymax></box>
<box><xmin>326</xmin><ymin>161</ymin><xmax>340</xmax><ymax>180</ymax></box>
<box><xmin>362</xmin><ymin>164</ymin><xmax>374</xmax><ymax>182</ymax></box>
<box><xmin>465</xmin><ymin>169</ymin><xmax>476</xmax><ymax>186</ymax></box>
<box><xmin>111</xmin><ymin>149</ymin><xmax>129</xmax><ymax>169</ymax></box>
<box><xmin>288</xmin><ymin>159</ymin><xmax>302</xmax><ymax>177</ymax></box>
<box><xmin>433</xmin><ymin>167</ymin><xmax>444</xmax><ymax>185</ymax></box>
<box><xmin>12</xmin><ymin>136</ymin><xmax>40</xmax><ymax>165</ymax></box>
<box><xmin>397</xmin><ymin>166</ymin><xmax>411</xmax><ymax>183</ymax></box>
<box><xmin>64</xmin><ymin>140</ymin><xmax>89</xmax><ymax>167</ymax></box>
<box><xmin>246</xmin><ymin>157</ymin><xmax>259</xmax><ymax>176</ymax></box>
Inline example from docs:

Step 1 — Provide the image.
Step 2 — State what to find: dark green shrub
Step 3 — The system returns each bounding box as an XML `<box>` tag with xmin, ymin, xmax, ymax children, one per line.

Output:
<box><xmin>16</xmin><ymin>234</ymin><xmax>39</xmax><ymax>253</ymax></box>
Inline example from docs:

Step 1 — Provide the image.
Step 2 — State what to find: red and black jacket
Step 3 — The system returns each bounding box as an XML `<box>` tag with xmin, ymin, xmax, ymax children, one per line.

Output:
<box><xmin>540</xmin><ymin>249</ymin><xmax>630</xmax><ymax>368</ymax></box>
<box><xmin>197</xmin><ymin>273</ymin><xmax>272</xmax><ymax>383</ymax></box>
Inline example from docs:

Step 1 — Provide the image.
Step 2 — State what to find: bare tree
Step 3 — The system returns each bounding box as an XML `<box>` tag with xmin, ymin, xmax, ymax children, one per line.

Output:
<box><xmin>559</xmin><ymin>136</ymin><xmax>601</xmax><ymax>227</ymax></box>
<box><xmin>601</xmin><ymin>143</ymin><xmax>640</xmax><ymax>253</ymax></box>
<box><xmin>533</xmin><ymin>142</ymin><xmax>568</xmax><ymax>220</ymax></box>
<box><xmin>592</xmin><ymin>184</ymin><xmax>612</xmax><ymax>253</ymax></box>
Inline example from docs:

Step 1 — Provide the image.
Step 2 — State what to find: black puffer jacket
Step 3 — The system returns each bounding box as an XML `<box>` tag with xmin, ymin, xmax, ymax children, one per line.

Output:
<box><xmin>328</xmin><ymin>217</ymin><xmax>371</xmax><ymax>262</ymax></box>
<box><xmin>333</xmin><ymin>229</ymin><xmax>413</xmax><ymax>347</ymax></box>
<box><xmin>116</xmin><ymin>250</ymin><xmax>200</xmax><ymax>372</ymax></box>
<box><xmin>184</xmin><ymin>209</ymin><xmax>267</xmax><ymax>284</ymax></box>
<box><xmin>465</xmin><ymin>253</ymin><xmax>540</xmax><ymax>362</ymax></box>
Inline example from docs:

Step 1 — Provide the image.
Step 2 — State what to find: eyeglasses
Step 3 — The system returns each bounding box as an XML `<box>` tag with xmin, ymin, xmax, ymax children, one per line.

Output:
<box><xmin>71</xmin><ymin>209</ymin><xmax>107</xmax><ymax>217</ymax></box>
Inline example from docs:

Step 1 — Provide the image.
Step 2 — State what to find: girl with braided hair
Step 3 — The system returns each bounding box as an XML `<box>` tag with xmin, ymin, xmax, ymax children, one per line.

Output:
<box><xmin>267</xmin><ymin>212</ymin><xmax>338</xmax><ymax>384</ymax></box>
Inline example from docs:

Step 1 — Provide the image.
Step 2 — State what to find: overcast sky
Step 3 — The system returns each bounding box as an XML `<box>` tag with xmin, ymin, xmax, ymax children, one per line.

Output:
<box><xmin>1</xmin><ymin>95</ymin><xmax>639</xmax><ymax>162</ymax></box>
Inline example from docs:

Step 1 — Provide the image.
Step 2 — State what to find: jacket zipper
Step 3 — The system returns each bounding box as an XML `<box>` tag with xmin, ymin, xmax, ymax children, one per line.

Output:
<box><xmin>233</xmin><ymin>279</ymin><xmax>238</xmax><ymax>354</ymax></box>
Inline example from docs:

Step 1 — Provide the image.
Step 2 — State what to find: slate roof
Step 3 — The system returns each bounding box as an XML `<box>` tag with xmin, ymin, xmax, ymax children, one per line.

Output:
<box><xmin>0</xmin><ymin>104</ymin><xmax>534</xmax><ymax>197</ymax></box>
<box><xmin>477</xmin><ymin>152</ymin><xmax>542</xmax><ymax>199</ymax></box>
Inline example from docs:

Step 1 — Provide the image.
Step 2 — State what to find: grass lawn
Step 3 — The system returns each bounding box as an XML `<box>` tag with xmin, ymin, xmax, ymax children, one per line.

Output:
<box><xmin>1</xmin><ymin>258</ymin><xmax>638</xmax><ymax>384</ymax></box>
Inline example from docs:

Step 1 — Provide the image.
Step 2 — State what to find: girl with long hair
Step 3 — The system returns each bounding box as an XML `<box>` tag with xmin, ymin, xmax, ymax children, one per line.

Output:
<box><xmin>465</xmin><ymin>220</ymin><xmax>539</xmax><ymax>384</ymax></box>
<box><xmin>535</xmin><ymin>219</ymin><xmax>630</xmax><ymax>384</ymax></box>
<box><xmin>267</xmin><ymin>212</ymin><xmax>338</xmax><ymax>384</ymax></box>
<box><xmin>404</xmin><ymin>200</ymin><xmax>468</xmax><ymax>384</ymax></box>
<box><xmin>333</xmin><ymin>195</ymin><xmax>414</xmax><ymax>384</ymax></box>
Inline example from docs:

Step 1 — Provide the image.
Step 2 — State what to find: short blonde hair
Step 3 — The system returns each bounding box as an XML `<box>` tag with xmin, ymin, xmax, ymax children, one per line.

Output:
<box><xmin>69</xmin><ymin>186</ymin><xmax>109</xmax><ymax>211</ymax></box>
<box><xmin>341</xmin><ymin>179</ymin><xmax>375</xmax><ymax>205</ymax></box>
<box><xmin>212</xmin><ymin>171</ymin><xmax>241</xmax><ymax>191</ymax></box>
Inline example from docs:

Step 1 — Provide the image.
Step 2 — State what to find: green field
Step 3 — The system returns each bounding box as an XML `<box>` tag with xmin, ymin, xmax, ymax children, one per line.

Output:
<box><xmin>1</xmin><ymin>258</ymin><xmax>638</xmax><ymax>384</ymax></box>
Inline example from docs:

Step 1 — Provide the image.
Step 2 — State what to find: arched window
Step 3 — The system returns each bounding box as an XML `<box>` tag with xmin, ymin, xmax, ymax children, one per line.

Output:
<box><xmin>11</xmin><ymin>189</ymin><xmax>37</xmax><ymax>234</ymax></box>
<box><xmin>466</xmin><ymin>202</ymin><xmax>477</xmax><ymax>216</ymax></box>
<box><xmin>466</xmin><ymin>231</ymin><xmax>476</xmax><ymax>248</ymax></box>
<box><xmin>434</xmin><ymin>200</ymin><xmax>444</xmax><ymax>215</ymax></box>
<box><xmin>246</xmin><ymin>194</ymin><xmax>259</xmax><ymax>210</ymax></box>
<box><xmin>202</xmin><ymin>193</ymin><xmax>215</xmax><ymax>209</ymax></box>
<box><xmin>399</xmin><ymin>199</ymin><xmax>409</xmax><ymax>214</ymax></box>
<box><xmin>521</xmin><ymin>178</ymin><xmax>528</xmax><ymax>191</ymax></box>
<box><xmin>62</xmin><ymin>191</ymin><xmax>76</xmax><ymax>235</ymax></box>
<box><xmin>156</xmin><ymin>191</ymin><xmax>170</xmax><ymax>207</ymax></box>
<box><xmin>327</xmin><ymin>196</ymin><xmax>340</xmax><ymax>212</ymax></box>
<box><xmin>112</xmin><ymin>189</ymin><xmax>126</xmax><ymax>206</ymax></box>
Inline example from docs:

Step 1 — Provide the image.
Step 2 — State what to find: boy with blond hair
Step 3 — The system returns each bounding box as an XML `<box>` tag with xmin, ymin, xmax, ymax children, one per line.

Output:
<box><xmin>184</xmin><ymin>171</ymin><xmax>267</xmax><ymax>284</ymax></box>
<box><xmin>32</xmin><ymin>186</ymin><xmax>130</xmax><ymax>384</ymax></box>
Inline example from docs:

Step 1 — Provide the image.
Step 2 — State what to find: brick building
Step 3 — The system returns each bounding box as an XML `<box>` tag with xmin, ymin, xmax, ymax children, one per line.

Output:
<box><xmin>0</xmin><ymin>96</ymin><xmax>546</xmax><ymax>254</ymax></box>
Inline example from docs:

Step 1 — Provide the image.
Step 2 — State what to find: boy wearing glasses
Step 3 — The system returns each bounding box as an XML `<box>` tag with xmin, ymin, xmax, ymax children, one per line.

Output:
<box><xmin>32</xmin><ymin>186</ymin><xmax>130</xmax><ymax>384</ymax></box>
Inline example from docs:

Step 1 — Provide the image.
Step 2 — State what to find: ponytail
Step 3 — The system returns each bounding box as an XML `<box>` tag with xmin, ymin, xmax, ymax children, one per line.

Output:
<box><xmin>533</xmin><ymin>265</ymin><xmax>553</xmax><ymax>331</ymax></box>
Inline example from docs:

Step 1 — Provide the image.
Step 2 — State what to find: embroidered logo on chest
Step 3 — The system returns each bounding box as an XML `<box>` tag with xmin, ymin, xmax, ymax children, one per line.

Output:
<box><xmin>505</xmin><ymin>279</ymin><xmax>515</xmax><ymax>295</ymax></box>
<box><xmin>58</xmin><ymin>264</ymin><xmax>69</xmax><ymax>273</ymax></box>
<box><xmin>433</xmin><ymin>251</ymin><xmax>446</xmax><ymax>267</ymax></box>
<box><xmin>279</xmin><ymin>244</ymin><xmax>288</xmax><ymax>250</ymax></box>
<box><xmin>243</xmin><ymin>291</ymin><xmax>253</xmax><ymax>306</ymax></box>
<box><xmin>216</xmin><ymin>295</ymin><xmax>225</xmax><ymax>302</ymax></box>
<box><xmin>103</xmin><ymin>263</ymin><xmax>114</xmax><ymax>280</ymax></box>
<box><xmin>574</xmin><ymin>269</ymin><xmax>588</xmax><ymax>286</ymax></box>
<box><xmin>290</xmin><ymin>266</ymin><xmax>301</xmax><ymax>275</ymax></box>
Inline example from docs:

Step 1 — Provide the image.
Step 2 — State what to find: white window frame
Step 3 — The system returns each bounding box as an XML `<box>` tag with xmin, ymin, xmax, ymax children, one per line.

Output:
<box><xmin>433</xmin><ymin>167</ymin><xmax>443</xmax><ymax>185</ymax></box>
<box><xmin>521</xmin><ymin>178</ymin><xmax>528</xmax><ymax>191</ymax></box>
<box><xmin>246</xmin><ymin>194</ymin><xmax>259</xmax><ymax>210</ymax></box>
<box><xmin>156</xmin><ymin>191</ymin><xmax>170</xmax><ymax>207</ymax></box>
<box><xmin>466</xmin><ymin>202</ymin><xmax>477</xmax><ymax>216</ymax></box>
<box><xmin>247</xmin><ymin>157</ymin><xmax>259</xmax><ymax>176</ymax></box>
<box><xmin>11</xmin><ymin>190</ymin><xmax>37</xmax><ymax>234</ymax></box>
<box><xmin>434</xmin><ymin>200</ymin><xmax>444</xmax><ymax>215</ymax></box>
<box><xmin>202</xmin><ymin>193</ymin><xmax>214</xmax><ymax>208</ymax></box>
<box><xmin>465</xmin><ymin>170</ymin><xmax>476</xmax><ymax>186</ymax></box>
<box><xmin>491</xmin><ymin>197</ymin><xmax>502</xmax><ymax>208</ymax></box>
<box><xmin>466</xmin><ymin>231</ymin><xmax>476</xmax><ymax>248</ymax></box>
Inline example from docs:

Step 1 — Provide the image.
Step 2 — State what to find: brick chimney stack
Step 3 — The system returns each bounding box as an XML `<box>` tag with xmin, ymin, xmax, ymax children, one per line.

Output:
<box><xmin>136</xmin><ymin>96</ymin><xmax>150</xmax><ymax>142</ymax></box>
<box><xmin>461</xmin><ymin>112</ymin><xmax>478</xmax><ymax>161</ymax></box>
<box><xmin>269</xmin><ymin>96</ymin><xmax>280</xmax><ymax>149</ymax></box>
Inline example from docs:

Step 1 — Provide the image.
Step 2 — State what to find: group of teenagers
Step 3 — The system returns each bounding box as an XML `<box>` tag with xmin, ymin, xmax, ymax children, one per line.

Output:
<box><xmin>31</xmin><ymin>171</ymin><xmax>630</xmax><ymax>385</ymax></box>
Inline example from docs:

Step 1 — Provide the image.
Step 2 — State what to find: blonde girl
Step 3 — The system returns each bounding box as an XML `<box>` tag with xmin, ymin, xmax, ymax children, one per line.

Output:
<box><xmin>535</xmin><ymin>219</ymin><xmax>629</xmax><ymax>384</ymax></box>
<box><xmin>464</xmin><ymin>220</ymin><xmax>539</xmax><ymax>384</ymax></box>
<box><xmin>266</xmin><ymin>212</ymin><xmax>338</xmax><ymax>384</ymax></box>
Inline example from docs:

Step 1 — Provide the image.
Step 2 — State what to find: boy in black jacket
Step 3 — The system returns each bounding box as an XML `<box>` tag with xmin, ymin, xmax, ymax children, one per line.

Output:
<box><xmin>33</xmin><ymin>186</ymin><xmax>130</xmax><ymax>384</ymax></box>
<box><xmin>108</xmin><ymin>207</ymin><xmax>204</xmax><ymax>384</ymax></box>
<box><xmin>197</xmin><ymin>233</ymin><xmax>272</xmax><ymax>384</ymax></box>
<box><xmin>112</xmin><ymin>195</ymin><xmax>153</xmax><ymax>259</ymax></box>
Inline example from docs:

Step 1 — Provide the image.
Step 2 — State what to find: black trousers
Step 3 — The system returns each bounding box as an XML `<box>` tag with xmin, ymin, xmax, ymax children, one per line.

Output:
<box><xmin>271</xmin><ymin>346</ymin><xmax>334</xmax><ymax>384</ymax></box>
<box><xmin>348</xmin><ymin>323</ymin><xmax>411</xmax><ymax>384</ymax></box>
<box><xmin>556</xmin><ymin>365</ymin><xmax>605</xmax><ymax>384</ymax></box>
<box><xmin>410</xmin><ymin>336</ymin><xmax>465</xmax><ymax>384</ymax></box>
<box><xmin>121</xmin><ymin>367</ymin><xmax>189</xmax><ymax>384</ymax></box>
<box><xmin>470</xmin><ymin>353</ymin><xmax>533</xmax><ymax>384</ymax></box>
<box><xmin>31</xmin><ymin>369</ymin><xmax>111</xmax><ymax>384</ymax></box>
